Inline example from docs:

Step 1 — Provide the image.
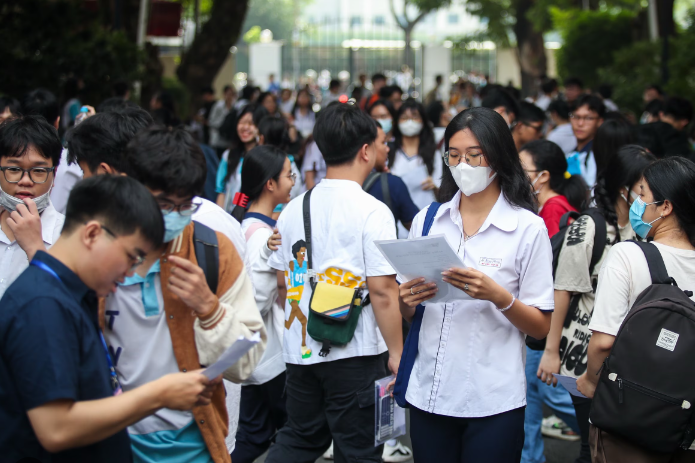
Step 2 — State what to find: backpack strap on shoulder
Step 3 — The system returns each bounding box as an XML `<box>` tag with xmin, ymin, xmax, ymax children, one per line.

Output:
<box><xmin>362</xmin><ymin>172</ymin><xmax>381</xmax><ymax>192</ymax></box>
<box><xmin>582</xmin><ymin>209</ymin><xmax>608</xmax><ymax>275</ymax></box>
<box><xmin>193</xmin><ymin>221</ymin><xmax>219</xmax><ymax>294</ymax></box>
<box><xmin>422</xmin><ymin>202</ymin><xmax>442</xmax><ymax>237</ymax></box>
<box><xmin>303</xmin><ymin>188</ymin><xmax>316</xmax><ymax>289</ymax></box>
<box><xmin>629</xmin><ymin>240</ymin><xmax>673</xmax><ymax>286</ymax></box>
<box><xmin>380</xmin><ymin>173</ymin><xmax>393</xmax><ymax>214</ymax></box>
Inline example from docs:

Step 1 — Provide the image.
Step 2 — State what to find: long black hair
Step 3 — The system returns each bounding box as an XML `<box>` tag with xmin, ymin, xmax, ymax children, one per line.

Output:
<box><xmin>225</xmin><ymin>103</ymin><xmax>269</xmax><ymax>183</ymax></box>
<box><xmin>593</xmin><ymin>117</ymin><xmax>634</xmax><ymax>176</ymax></box>
<box><xmin>521</xmin><ymin>139</ymin><xmax>588</xmax><ymax>211</ymax></box>
<box><xmin>390</xmin><ymin>98</ymin><xmax>436</xmax><ymax>175</ymax></box>
<box><xmin>593</xmin><ymin>144</ymin><xmax>655</xmax><ymax>243</ymax></box>
<box><xmin>258</xmin><ymin>115</ymin><xmax>289</xmax><ymax>151</ymax></box>
<box><xmin>231</xmin><ymin>145</ymin><xmax>287</xmax><ymax>223</ymax></box>
<box><xmin>438</xmin><ymin>107</ymin><xmax>536</xmax><ymax>213</ymax></box>
<box><xmin>643</xmin><ymin>157</ymin><xmax>695</xmax><ymax>246</ymax></box>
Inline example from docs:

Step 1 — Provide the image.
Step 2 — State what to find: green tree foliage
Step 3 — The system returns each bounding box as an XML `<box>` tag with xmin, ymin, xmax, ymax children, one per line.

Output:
<box><xmin>553</xmin><ymin>8</ymin><xmax>636</xmax><ymax>90</ymax></box>
<box><xmin>0</xmin><ymin>0</ymin><xmax>143</xmax><ymax>104</ymax></box>
<box><xmin>598</xmin><ymin>9</ymin><xmax>695</xmax><ymax>114</ymax></box>
<box><xmin>241</xmin><ymin>0</ymin><xmax>302</xmax><ymax>42</ymax></box>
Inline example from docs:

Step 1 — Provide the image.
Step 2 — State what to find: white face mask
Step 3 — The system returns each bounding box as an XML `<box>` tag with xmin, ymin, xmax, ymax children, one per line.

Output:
<box><xmin>449</xmin><ymin>163</ymin><xmax>497</xmax><ymax>196</ymax></box>
<box><xmin>531</xmin><ymin>172</ymin><xmax>544</xmax><ymax>195</ymax></box>
<box><xmin>399</xmin><ymin>120</ymin><xmax>423</xmax><ymax>137</ymax></box>
<box><xmin>0</xmin><ymin>183</ymin><xmax>52</xmax><ymax>213</ymax></box>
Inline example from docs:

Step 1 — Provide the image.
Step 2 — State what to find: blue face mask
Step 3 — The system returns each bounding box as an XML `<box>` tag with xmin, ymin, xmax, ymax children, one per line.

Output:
<box><xmin>629</xmin><ymin>196</ymin><xmax>662</xmax><ymax>239</ymax></box>
<box><xmin>376</xmin><ymin>117</ymin><xmax>393</xmax><ymax>134</ymax></box>
<box><xmin>163</xmin><ymin>212</ymin><xmax>192</xmax><ymax>243</ymax></box>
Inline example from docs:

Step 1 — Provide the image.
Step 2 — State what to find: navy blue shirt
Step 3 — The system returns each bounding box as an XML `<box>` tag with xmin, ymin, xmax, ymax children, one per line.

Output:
<box><xmin>367</xmin><ymin>173</ymin><xmax>420</xmax><ymax>227</ymax></box>
<box><xmin>0</xmin><ymin>251</ymin><xmax>132</xmax><ymax>463</ymax></box>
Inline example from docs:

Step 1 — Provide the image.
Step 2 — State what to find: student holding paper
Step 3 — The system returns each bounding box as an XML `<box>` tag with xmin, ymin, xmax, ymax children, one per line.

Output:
<box><xmin>395</xmin><ymin>107</ymin><xmax>555</xmax><ymax>463</ymax></box>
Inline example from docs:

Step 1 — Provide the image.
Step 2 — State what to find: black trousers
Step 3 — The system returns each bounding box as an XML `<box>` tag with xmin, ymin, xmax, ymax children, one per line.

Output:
<box><xmin>231</xmin><ymin>372</ymin><xmax>287</xmax><ymax>463</ymax></box>
<box><xmin>264</xmin><ymin>354</ymin><xmax>388</xmax><ymax>463</ymax></box>
<box><xmin>572</xmin><ymin>395</ymin><xmax>592</xmax><ymax>463</ymax></box>
<box><xmin>409</xmin><ymin>406</ymin><xmax>526</xmax><ymax>463</ymax></box>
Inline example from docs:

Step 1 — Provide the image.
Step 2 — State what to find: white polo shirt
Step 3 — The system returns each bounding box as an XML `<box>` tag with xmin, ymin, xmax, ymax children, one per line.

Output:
<box><xmin>192</xmin><ymin>196</ymin><xmax>247</xmax><ymax>265</ymax></box>
<box><xmin>51</xmin><ymin>148</ymin><xmax>83</xmax><ymax>214</ymax></box>
<box><xmin>268</xmin><ymin>179</ymin><xmax>396</xmax><ymax>365</ymax></box>
<box><xmin>0</xmin><ymin>201</ymin><xmax>64</xmax><ymax>300</ymax></box>
<box><xmin>404</xmin><ymin>191</ymin><xmax>555</xmax><ymax>418</ymax></box>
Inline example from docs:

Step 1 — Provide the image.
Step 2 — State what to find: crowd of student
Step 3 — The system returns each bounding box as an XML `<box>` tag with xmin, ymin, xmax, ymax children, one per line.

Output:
<box><xmin>1</xmin><ymin>71</ymin><xmax>695</xmax><ymax>463</ymax></box>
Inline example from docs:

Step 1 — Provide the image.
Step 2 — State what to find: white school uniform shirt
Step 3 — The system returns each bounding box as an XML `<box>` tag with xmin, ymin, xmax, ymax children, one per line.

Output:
<box><xmin>389</xmin><ymin>149</ymin><xmax>443</xmax><ymax>238</ymax></box>
<box><xmin>0</xmin><ymin>201</ymin><xmax>64</xmax><ymax>300</ymax></box>
<box><xmin>300</xmin><ymin>141</ymin><xmax>326</xmax><ymax>188</ymax></box>
<box><xmin>50</xmin><ymin>148</ymin><xmax>83</xmax><ymax>214</ymax></box>
<box><xmin>404</xmin><ymin>191</ymin><xmax>555</xmax><ymax>418</ymax></box>
<box><xmin>268</xmin><ymin>179</ymin><xmax>396</xmax><ymax>365</ymax></box>
<box><xmin>241</xmin><ymin>214</ymin><xmax>286</xmax><ymax>385</ymax></box>
<box><xmin>546</xmin><ymin>123</ymin><xmax>577</xmax><ymax>155</ymax></box>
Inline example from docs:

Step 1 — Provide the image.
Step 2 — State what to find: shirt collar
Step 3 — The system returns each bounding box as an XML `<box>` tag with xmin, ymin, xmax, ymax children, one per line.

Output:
<box><xmin>244</xmin><ymin>212</ymin><xmax>277</xmax><ymax>228</ymax></box>
<box><xmin>317</xmin><ymin>178</ymin><xmax>362</xmax><ymax>189</ymax></box>
<box><xmin>121</xmin><ymin>259</ymin><xmax>160</xmax><ymax>286</ymax></box>
<box><xmin>439</xmin><ymin>190</ymin><xmax>518</xmax><ymax>234</ymax></box>
<box><xmin>574</xmin><ymin>140</ymin><xmax>593</xmax><ymax>153</ymax></box>
<box><xmin>32</xmin><ymin>250</ymin><xmax>92</xmax><ymax>301</ymax></box>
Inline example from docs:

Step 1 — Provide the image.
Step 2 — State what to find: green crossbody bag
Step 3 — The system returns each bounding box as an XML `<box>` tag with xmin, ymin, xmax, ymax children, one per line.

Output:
<box><xmin>303</xmin><ymin>188</ymin><xmax>369</xmax><ymax>357</ymax></box>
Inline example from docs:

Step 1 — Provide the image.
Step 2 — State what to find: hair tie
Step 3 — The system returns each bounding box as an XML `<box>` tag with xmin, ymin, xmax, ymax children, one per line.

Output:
<box><xmin>232</xmin><ymin>192</ymin><xmax>249</xmax><ymax>208</ymax></box>
<box><xmin>564</xmin><ymin>171</ymin><xmax>572</xmax><ymax>179</ymax></box>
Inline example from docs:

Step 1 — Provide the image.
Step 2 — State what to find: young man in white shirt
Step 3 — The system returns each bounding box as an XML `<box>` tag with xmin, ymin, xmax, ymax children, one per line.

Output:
<box><xmin>567</xmin><ymin>94</ymin><xmax>605</xmax><ymax>187</ymax></box>
<box><xmin>265</xmin><ymin>102</ymin><xmax>403</xmax><ymax>463</ymax></box>
<box><xmin>0</xmin><ymin>115</ymin><xmax>65</xmax><ymax>300</ymax></box>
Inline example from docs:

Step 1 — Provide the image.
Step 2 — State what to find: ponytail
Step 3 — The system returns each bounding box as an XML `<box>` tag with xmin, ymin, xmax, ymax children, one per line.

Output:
<box><xmin>556</xmin><ymin>174</ymin><xmax>589</xmax><ymax>212</ymax></box>
<box><xmin>231</xmin><ymin>145</ymin><xmax>287</xmax><ymax>223</ymax></box>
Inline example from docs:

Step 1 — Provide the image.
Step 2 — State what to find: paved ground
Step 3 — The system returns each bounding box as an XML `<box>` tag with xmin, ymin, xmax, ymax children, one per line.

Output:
<box><xmin>255</xmin><ymin>407</ymin><xmax>581</xmax><ymax>463</ymax></box>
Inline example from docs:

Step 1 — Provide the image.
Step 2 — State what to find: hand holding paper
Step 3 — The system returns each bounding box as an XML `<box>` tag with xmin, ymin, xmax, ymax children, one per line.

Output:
<box><xmin>203</xmin><ymin>332</ymin><xmax>262</xmax><ymax>379</ymax></box>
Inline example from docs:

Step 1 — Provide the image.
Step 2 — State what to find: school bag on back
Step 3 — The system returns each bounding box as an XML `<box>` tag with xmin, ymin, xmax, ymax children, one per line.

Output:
<box><xmin>590</xmin><ymin>241</ymin><xmax>695</xmax><ymax>453</ymax></box>
<box><xmin>526</xmin><ymin>208</ymin><xmax>607</xmax><ymax>350</ymax></box>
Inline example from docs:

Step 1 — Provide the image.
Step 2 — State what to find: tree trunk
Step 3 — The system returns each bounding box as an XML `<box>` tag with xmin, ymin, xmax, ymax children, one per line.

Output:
<box><xmin>514</xmin><ymin>0</ymin><xmax>547</xmax><ymax>97</ymax></box>
<box><xmin>177</xmin><ymin>0</ymin><xmax>251</xmax><ymax>114</ymax></box>
<box><xmin>404</xmin><ymin>26</ymin><xmax>413</xmax><ymax>76</ymax></box>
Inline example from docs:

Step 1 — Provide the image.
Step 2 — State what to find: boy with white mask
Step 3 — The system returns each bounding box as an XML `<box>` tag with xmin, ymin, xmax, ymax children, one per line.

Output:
<box><xmin>102</xmin><ymin>126</ymin><xmax>266</xmax><ymax>463</ymax></box>
<box><xmin>0</xmin><ymin>115</ymin><xmax>64</xmax><ymax>300</ymax></box>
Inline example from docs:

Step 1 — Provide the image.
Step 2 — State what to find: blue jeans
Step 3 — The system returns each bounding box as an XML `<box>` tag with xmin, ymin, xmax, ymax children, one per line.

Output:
<box><xmin>522</xmin><ymin>347</ymin><xmax>579</xmax><ymax>463</ymax></box>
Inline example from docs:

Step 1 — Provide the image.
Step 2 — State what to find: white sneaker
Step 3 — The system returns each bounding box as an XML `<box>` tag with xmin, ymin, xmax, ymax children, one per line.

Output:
<box><xmin>382</xmin><ymin>440</ymin><xmax>413</xmax><ymax>462</ymax></box>
<box><xmin>323</xmin><ymin>441</ymin><xmax>334</xmax><ymax>460</ymax></box>
<box><xmin>541</xmin><ymin>415</ymin><xmax>580</xmax><ymax>442</ymax></box>
<box><xmin>541</xmin><ymin>414</ymin><xmax>564</xmax><ymax>433</ymax></box>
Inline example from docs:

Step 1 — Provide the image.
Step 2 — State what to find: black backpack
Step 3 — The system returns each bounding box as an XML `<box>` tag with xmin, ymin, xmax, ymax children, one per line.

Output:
<box><xmin>192</xmin><ymin>221</ymin><xmax>219</xmax><ymax>294</ymax></box>
<box><xmin>526</xmin><ymin>209</ymin><xmax>607</xmax><ymax>350</ymax></box>
<box><xmin>590</xmin><ymin>241</ymin><xmax>695</xmax><ymax>453</ymax></box>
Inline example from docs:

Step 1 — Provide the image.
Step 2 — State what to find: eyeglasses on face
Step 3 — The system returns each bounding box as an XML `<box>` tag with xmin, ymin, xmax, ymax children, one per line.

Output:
<box><xmin>443</xmin><ymin>150</ymin><xmax>485</xmax><ymax>168</ymax></box>
<box><xmin>0</xmin><ymin>166</ymin><xmax>55</xmax><ymax>184</ymax></box>
<box><xmin>98</xmin><ymin>224</ymin><xmax>146</xmax><ymax>272</ymax></box>
<box><xmin>157</xmin><ymin>198</ymin><xmax>202</xmax><ymax>216</ymax></box>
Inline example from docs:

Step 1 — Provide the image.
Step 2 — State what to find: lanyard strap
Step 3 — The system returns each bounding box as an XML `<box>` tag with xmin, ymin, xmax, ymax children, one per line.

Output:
<box><xmin>30</xmin><ymin>260</ymin><xmax>122</xmax><ymax>395</ymax></box>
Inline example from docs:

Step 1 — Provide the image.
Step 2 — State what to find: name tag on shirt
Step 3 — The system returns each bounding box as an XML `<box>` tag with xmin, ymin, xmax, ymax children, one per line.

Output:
<box><xmin>479</xmin><ymin>257</ymin><xmax>502</xmax><ymax>268</ymax></box>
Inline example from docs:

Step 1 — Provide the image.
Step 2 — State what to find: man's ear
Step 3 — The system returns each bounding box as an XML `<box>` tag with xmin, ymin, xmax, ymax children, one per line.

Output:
<box><xmin>359</xmin><ymin>143</ymin><xmax>370</xmax><ymax>163</ymax></box>
<box><xmin>82</xmin><ymin>221</ymin><xmax>102</xmax><ymax>250</ymax></box>
<box><xmin>258</xmin><ymin>134</ymin><xmax>266</xmax><ymax>146</ymax></box>
<box><xmin>97</xmin><ymin>163</ymin><xmax>119</xmax><ymax>176</ymax></box>
<box><xmin>53</xmin><ymin>116</ymin><xmax>60</xmax><ymax>130</ymax></box>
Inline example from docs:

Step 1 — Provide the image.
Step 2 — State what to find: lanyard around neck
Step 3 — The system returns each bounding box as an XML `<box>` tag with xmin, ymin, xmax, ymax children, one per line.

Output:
<box><xmin>30</xmin><ymin>260</ymin><xmax>123</xmax><ymax>395</ymax></box>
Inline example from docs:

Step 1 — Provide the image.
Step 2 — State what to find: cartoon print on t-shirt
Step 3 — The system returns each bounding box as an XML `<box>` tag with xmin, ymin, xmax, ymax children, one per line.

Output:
<box><xmin>286</xmin><ymin>239</ymin><xmax>311</xmax><ymax>359</ymax></box>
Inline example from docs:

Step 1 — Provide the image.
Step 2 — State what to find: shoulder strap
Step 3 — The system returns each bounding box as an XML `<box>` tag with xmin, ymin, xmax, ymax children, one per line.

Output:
<box><xmin>362</xmin><ymin>172</ymin><xmax>381</xmax><ymax>192</ymax></box>
<box><xmin>422</xmin><ymin>202</ymin><xmax>442</xmax><ymax>237</ymax></box>
<box><xmin>380</xmin><ymin>173</ymin><xmax>393</xmax><ymax>213</ymax></box>
<box><xmin>581</xmin><ymin>209</ymin><xmax>608</xmax><ymax>275</ymax></box>
<box><xmin>559</xmin><ymin>211</ymin><xmax>581</xmax><ymax>234</ymax></box>
<box><xmin>303</xmin><ymin>189</ymin><xmax>315</xmax><ymax>289</ymax></box>
<box><xmin>193</xmin><ymin>221</ymin><xmax>219</xmax><ymax>294</ymax></box>
<box><xmin>244</xmin><ymin>222</ymin><xmax>273</xmax><ymax>241</ymax></box>
<box><xmin>629</xmin><ymin>240</ymin><xmax>673</xmax><ymax>285</ymax></box>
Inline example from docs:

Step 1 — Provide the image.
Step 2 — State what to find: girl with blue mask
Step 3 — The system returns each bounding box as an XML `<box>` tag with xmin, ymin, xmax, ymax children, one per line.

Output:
<box><xmin>576</xmin><ymin>158</ymin><xmax>695</xmax><ymax>460</ymax></box>
<box><xmin>536</xmin><ymin>144</ymin><xmax>655</xmax><ymax>463</ymax></box>
<box><xmin>368</xmin><ymin>99</ymin><xmax>396</xmax><ymax>141</ymax></box>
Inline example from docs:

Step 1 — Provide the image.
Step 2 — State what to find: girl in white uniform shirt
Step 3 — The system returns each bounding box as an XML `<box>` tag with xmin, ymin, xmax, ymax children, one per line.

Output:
<box><xmin>229</xmin><ymin>145</ymin><xmax>296</xmax><ymax>463</ymax></box>
<box><xmin>577</xmin><ymin>157</ymin><xmax>695</xmax><ymax>461</ymax></box>
<box><xmin>388</xmin><ymin>99</ymin><xmax>443</xmax><ymax>237</ymax></box>
<box><xmin>397</xmin><ymin>107</ymin><xmax>554</xmax><ymax>462</ymax></box>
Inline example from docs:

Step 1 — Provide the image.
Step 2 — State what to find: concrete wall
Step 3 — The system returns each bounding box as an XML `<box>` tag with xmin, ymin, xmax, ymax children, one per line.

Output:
<box><xmin>249</xmin><ymin>41</ymin><xmax>282</xmax><ymax>91</ymax></box>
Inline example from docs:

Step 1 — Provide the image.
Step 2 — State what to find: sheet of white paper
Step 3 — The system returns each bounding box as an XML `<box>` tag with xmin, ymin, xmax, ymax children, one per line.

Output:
<box><xmin>203</xmin><ymin>332</ymin><xmax>261</xmax><ymax>379</ymax></box>
<box><xmin>375</xmin><ymin>234</ymin><xmax>472</xmax><ymax>303</ymax></box>
<box><xmin>553</xmin><ymin>374</ymin><xmax>588</xmax><ymax>398</ymax></box>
